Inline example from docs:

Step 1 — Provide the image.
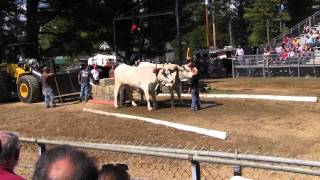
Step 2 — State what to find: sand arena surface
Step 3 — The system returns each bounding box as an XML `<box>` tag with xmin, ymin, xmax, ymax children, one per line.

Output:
<box><xmin>1</xmin><ymin>77</ymin><xmax>320</xmax><ymax>178</ymax></box>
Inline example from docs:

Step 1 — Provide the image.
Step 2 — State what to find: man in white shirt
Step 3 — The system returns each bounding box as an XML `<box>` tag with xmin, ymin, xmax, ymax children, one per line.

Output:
<box><xmin>275</xmin><ymin>44</ymin><xmax>283</xmax><ymax>54</ymax></box>
<box><xmin>235</xmin><ymin>46</ymin><xmax>245</xmax><ymax>64</ymax></box>
<box><xmin>90</xmin><ymin>64</ymin><xmax>100</xmax><ymax>85</ymax></box>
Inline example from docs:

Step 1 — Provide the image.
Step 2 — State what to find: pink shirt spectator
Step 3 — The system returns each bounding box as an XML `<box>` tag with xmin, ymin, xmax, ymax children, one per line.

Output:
<box><xmin>0</xmin><ymin>165</ymin><xmax>24</xmax><ymax>180</ymax></box>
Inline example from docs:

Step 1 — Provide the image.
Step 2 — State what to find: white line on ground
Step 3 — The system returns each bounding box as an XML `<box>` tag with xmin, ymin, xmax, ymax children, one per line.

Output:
<box><xmin>83</xmin><ymin>108</ymin><xmax>228</xmax><ymax>140</ymax></box>
<box><xmin>158</xmin><ymin>93</ymin><xmax>318</xmax><ymax>103</ymax></box>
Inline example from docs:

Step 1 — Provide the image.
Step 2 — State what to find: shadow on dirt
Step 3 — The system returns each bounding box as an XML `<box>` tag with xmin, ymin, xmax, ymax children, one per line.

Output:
<box><xmin>147</xmin><ymin>99</ymin><xmax>222</xmax><ymax>110</ymax></box>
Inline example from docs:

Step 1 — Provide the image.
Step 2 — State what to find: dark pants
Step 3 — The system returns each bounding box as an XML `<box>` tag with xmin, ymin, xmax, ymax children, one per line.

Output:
<box><xmin>191</xmin><ymin>88</ymin><xmax>200</xmax><ymax>110</ymax></box>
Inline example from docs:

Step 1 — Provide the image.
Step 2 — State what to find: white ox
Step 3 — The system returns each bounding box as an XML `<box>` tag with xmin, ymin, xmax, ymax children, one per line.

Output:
<box><xmin>114</xmin><ymin>64</ymin><xmax>174</xmax><ymax>111</ymax></box>
<box><xmin>138</xmin><ymin>62</ymin><xmax>194</xmax><ymax>108</ymax></box>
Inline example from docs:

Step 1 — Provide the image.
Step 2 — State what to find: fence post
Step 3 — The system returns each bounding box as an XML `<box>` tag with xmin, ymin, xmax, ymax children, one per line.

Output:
<box><xmin>262</xmin><ymin>56</ymin><xmax>266</xmax><ymax>78</ymax></box>
<box><xmin>298</xmin><ymin>57</ymin><xmax>301</xmax><ymax>78</ymax></box>
<box><xmin>288</xmin><ymin>58</ymin><xmax>292</xmax><ymax>77</ymax></box>
<box><xmin>233</xmin><ymin>165</ymin><xmax>242</xmax><ymax>176</ymax></box>
<box><xmin>232</xmin><ymin>57</ymin><xmax>235</xmax><ymax>79</ymax></box>
<box><xmin>313</xmin><ymin>54</ymin><xmax>316</xmax><ymax>75</ymax></box>
<box><xmin>191</xmin><ymin>160</ymin><xmax>201</xmax><ymax>180</ymax></box>
<box><xmin>38</xmin><ymin>143</ymin><xmax>46</xmax><ymax>156</ymax></box>
<box><xmin>309</xmin><ymin>17</ymin><xmax>312</xmax><ymax>28</ymax></box>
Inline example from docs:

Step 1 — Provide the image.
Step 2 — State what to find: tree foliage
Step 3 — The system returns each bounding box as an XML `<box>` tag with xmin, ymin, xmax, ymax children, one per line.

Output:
<box><xmin>244</xmin><ymin>0</ymin><xmax>290</xmax><ymax>46</ymax></box>
<box><xmin>0</xmin><ymin>0</ymin><xmax>319</xmax><ymax>59</ymax></box>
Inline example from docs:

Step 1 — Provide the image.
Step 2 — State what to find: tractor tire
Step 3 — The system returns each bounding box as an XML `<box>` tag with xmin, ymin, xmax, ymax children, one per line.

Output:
<box><xmin>17</xmin><ymin>75</ymin><xmax>41</xmax><ymax>103</ymax></box>
<box><xmin>0</xmin><ymin>72</ymin><xmax>12</xmax><ymax>102</ymax></box>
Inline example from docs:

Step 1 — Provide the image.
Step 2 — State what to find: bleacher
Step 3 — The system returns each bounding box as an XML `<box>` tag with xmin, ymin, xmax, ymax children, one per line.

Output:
<box><xmin>233</xmin><ymin>10</ymin><xmax>320</xmax><ymax>78</ymax></box>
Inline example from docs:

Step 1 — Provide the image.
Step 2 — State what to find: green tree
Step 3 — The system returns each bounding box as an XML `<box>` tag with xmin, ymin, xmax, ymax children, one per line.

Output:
<box><xmin>244</xmin><ymin>0</ymin><xmax>290</xmax><ymax>46</ymax></box>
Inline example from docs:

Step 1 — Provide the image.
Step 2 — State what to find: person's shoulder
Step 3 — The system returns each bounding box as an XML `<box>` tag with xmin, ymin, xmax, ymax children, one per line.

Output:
<box><xmin>15</xmin><ymin>175</ymin><xmax>25</xmax><ymax>180</ymax></box>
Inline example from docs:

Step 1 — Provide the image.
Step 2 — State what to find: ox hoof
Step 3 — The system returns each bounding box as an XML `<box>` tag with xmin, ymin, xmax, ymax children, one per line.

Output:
<box><xmin>132</xmin><ymin>101</ymin><xmax>138</xmax><ymax>107</ymax></box>
<box><xmin>148</xmin><ymin>107</ymin><xmax>153</xmax><ymax>111</ymax></box>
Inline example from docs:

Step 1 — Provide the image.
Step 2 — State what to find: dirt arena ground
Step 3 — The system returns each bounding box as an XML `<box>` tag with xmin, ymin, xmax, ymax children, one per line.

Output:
<box><xmin>1</xmin><ymin>77</ymin><xmax>320</xmax><ymax>157</ymax></box>
<box><xmin>2</xmin><ymin>77</ymin><xmax>320</xmax><ymax>179</ymax></box>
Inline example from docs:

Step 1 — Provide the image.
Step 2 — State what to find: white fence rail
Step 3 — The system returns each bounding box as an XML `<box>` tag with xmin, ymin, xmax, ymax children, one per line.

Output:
<box><xmin>19</xmin><ymin>137</ymin><xmax>320</xmax><ymax>179</ymax></box>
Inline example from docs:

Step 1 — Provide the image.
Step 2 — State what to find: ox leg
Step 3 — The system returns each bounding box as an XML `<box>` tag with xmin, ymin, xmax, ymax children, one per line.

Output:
<box><xmin>140</xmin><ymin>89</ymin><xmax>144</xmax><ymax>105</ymax></box>
<box><xmin>131</xmin><ymin>99</ymin><xmax>137</xmax><ymax>107</ymax></box>
<box><xmin>151</xmin><ymin>85</ymin><xmax>158</xmax><ymax>109</ymax></box>
<box><xmin>168</xmin><ymin>86</ymin><xmax>175</xmax><ymax>108</ymax></box>
<box><xmin>114</xmin><ymin>83</ymin><xmax>121</xmax><ymax>108</ymax></box>
<box><xmin>143</xmin><ymin>87</ymin><xmax>153</xmax><ymax>111</ymax></box>
<box><xmin>176</xmin><ymin>83</ymin><xmax>183</xmax><ymax>103</ymax></box>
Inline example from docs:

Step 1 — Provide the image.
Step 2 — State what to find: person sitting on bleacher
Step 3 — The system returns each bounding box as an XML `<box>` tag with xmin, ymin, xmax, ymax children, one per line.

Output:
<box><xmin>280</xmin><ymin>48</ymin><xmax>289</xmax><ymax>63</ymax></box>
<box><xmin>303</xmin><ymin>25</ymin><xmax>310</xmax><ymax>34</ymax></box>
<box><xmin>275</xmin><ymin>44</ymin><xmax>283</xmax><ymax>54</ymax></box>
<box><xmin>283</xmin><ymin>35</ymin><xmax>290</xmax><ymax>45</ymax></box>
<box><xmin>292</xmin><ymin>38</ymin><xmax>299</xmax><ymax>47</ymax></box>
<box><xmin>306</xmin><ymin>35</ymin><xmax>315</xmax><ymax>47</ymax></box>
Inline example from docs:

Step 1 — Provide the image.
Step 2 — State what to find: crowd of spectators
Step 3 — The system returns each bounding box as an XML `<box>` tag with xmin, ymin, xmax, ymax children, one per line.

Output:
<box><xmin>261</xmin><ymin>25</ymin><xmax>319</xmax><ymax>64</ymax></box>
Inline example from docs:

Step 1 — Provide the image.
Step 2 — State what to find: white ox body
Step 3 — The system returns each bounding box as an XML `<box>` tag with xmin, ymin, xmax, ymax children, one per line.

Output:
<box><xmin>114</xmin><ymin>64</ymin><xmax>173</xmax><ymax>111</ymax></box>
<box><xmin>138</xmin><ymin>62</ymin><xmax>193</xmax><ymax>108</ymax></box>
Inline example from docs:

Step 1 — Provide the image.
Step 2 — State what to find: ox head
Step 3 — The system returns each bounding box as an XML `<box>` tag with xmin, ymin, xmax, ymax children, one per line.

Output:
<box><xmin>178</xmin><ymin>65</ymin><xmax>193</xmax><ymax>81</ymax></box>
<box><xmin>153</xmin><ymin>68</ymin><xmax>174</xmax><ymax>86</ymax></box>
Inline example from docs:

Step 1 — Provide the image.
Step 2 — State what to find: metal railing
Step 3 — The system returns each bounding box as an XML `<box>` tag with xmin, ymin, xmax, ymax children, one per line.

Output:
<box><xmin>17</xmin><ymin>137</ymin><xmax>320</xmax><ymax>179</ymax></box>
<box><xmin>232</xmin><ymin>52</ymin><xmax>320</xmax><ymax>78</ymax></box>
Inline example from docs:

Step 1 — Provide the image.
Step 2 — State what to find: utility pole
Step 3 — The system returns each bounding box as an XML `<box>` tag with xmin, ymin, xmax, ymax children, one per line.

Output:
<box><xmin>267</xmin><ymin>19</ymin><xmax>270</xmax><ymax>46</ymax></box>
<box><xmin>211</xmin><ymin>0</ymin><xmax>216</xmax><ymax>48</ymax></box>
<box><xmin>175</xmin><ymin>0</ymin><xmax>183</xmax><ymax>65</ymax></box>
<box><xmin>205</xmin><ymin>0</ymin><xmax>210</xmax><ymax>47</ymax></box>
<box><xmin>112</xmin><ymin>20</ymin><xmax>117</xmax><ymax>54</ymax></box>
<box><xmin>228</xmin><ymin>0</ymin><xmax>233</xmax><ymax>47</ymax></box>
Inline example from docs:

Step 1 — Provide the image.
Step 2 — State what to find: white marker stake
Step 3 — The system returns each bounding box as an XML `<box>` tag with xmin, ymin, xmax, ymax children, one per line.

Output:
<box><xmin>83</xmin><ymin>108</ymin><xmax>228</xmax><ymax>140</ymax></box>
<box><xmin>158</xmin><ymin>93</ymin><xmax>318</xmax><ymax>103</ymax></box>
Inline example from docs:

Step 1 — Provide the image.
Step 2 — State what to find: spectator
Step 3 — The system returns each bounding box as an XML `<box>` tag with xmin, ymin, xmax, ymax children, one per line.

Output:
<box><xmin>283</xmin><ymin>35</ymin><xmax>290</xmax><ymax>45</ymax></box>
<box><xmin>41</xmin><ymin>67</ymin><xmax>56</xmax><ymax>108</ymax></box>
<box><xmin>78</xmin><ymin>64</ymin><xmax>91</xmax><ymax>102</ymax></box>
<box><xmin>235</xmin><ymin>45</ymin><xmax>245</xmax><ymax>65</ymax></box>
<box><xmin>188</xmin><ymin>60</ymin><xmax>201</xmax><ymax>111</ymax></box>
<box><xmin>98</xmin><ymin>163</ymin><xmax>130</xmax><ymax>180</ymax></box>
<box><xmin>33</xmin><ymin>145</ymin><xmax>98</xmax><ymax>180</ymax></box>
<box><xmin>263</xmin><ymin>47</ymin><xmax>271</xmax><ymax>65</ymax></box>
<box><xmin>0</xmin><ymin>131</ymin><xmax>24</xmax><ymax>180</ymax></box>
<box><xmin>91</xmin><ymin>64</ymin><xmax>101</xmax><ymax>85</ymax></box>
<box><xmin>275</xmin><ymin>44</ymin><xmax>283</xmax><ymax>54</ymax></box>
<box><xmin>303</xmin><ymin>25</ymin><xmax>310</xmax><ymax>34</ymax></box>
<box><xmin>280</xmin><ymin>48</ymin><xmax>288</xmax><ymax>62</ymax></box>
<box><xmin>109</xmin><ymin>65</ymin><xmax>115</xmax><ymax>79</ymax></box>
<box><xmin>306</xmin><ymin>35</ymin><xmax>315</xmax><ymax>47</ymax></box>
<box><xmin>105</xmin><ymin>60</ymin><xmax>113</xmax><ymax>78</ymax></box>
